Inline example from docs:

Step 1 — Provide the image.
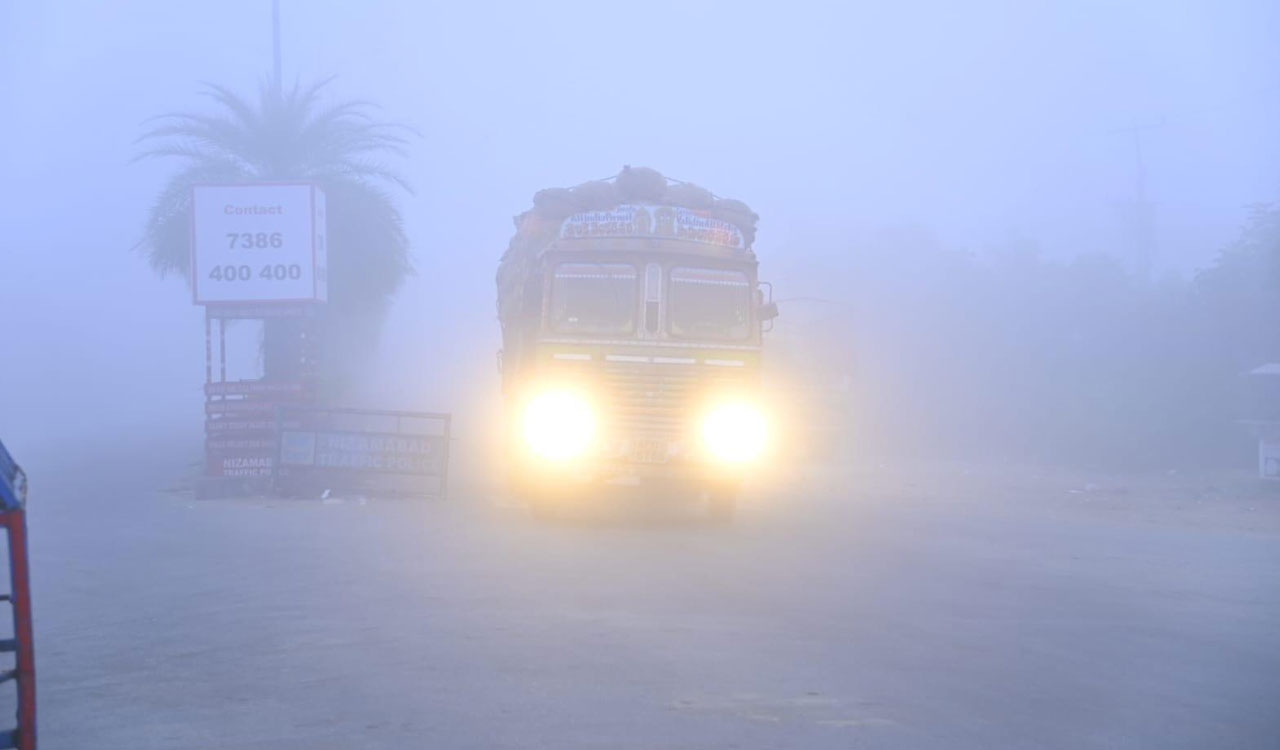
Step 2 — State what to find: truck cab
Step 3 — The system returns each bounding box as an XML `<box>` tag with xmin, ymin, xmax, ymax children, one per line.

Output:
<box><xmin>497</xmin><ymin>175</ymin><xmax>776</xmax><ymax>518</ymax></box>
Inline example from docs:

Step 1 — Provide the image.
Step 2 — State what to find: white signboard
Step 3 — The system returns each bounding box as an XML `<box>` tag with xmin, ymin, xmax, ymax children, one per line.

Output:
<box><xmin>191</xmin><ymin>183</ymin><xmax>327</xmax><ymax>304</ymax></box>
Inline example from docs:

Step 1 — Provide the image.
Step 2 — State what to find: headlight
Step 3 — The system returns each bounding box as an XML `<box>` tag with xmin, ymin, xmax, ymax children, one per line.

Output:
<box><xmin>702</xmin><ymin>402</ymin><xmax>767</xmax><ymax>463</ymax></box>
<box><xmin>523</xmin><ymin>390</ymin><xmax>596</xmax><ymax>460</ymax></box>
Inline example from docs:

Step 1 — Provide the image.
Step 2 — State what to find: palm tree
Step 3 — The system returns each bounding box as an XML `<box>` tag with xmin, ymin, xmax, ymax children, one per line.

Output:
<box><xmin>136</xmin><ymin>77</ymin><xmax>415</xmax><ymax>390</ymax></box>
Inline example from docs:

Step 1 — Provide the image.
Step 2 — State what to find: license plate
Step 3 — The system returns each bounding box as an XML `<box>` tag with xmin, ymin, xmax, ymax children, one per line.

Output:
<box><xmin>630</xmin><ymin>439</ymin><xmax>669</xmax><ymax>464</ymax></box>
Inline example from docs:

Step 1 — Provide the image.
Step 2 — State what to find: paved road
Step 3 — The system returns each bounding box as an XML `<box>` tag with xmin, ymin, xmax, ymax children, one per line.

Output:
<box><xmin>16</xmin><ymin>441</ymin><xmax>1280</xmax><ymax>748</ymax></box>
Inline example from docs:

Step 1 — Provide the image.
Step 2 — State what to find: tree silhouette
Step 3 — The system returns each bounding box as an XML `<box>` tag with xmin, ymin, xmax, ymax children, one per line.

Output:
<box><xmin>136</xmin><ymin>78</ymin><xmax>415</xmax><ymax>389</ymax></box>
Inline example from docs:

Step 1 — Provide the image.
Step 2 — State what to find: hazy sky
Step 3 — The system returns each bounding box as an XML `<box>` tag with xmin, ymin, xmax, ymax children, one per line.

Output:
<box><xmin>2</xmin><ymin>1</ymin><xmax>1278</xmax><ymax>455</ymax></box>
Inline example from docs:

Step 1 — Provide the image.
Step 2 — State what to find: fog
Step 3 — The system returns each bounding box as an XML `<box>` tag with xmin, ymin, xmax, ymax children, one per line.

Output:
<box><xmin>4</xmin><ymin>1</ymin><xmax>1278</xmax><ymax>460</ymax></box>
<box><xmin>1</xmin><ymin>2</ymin><xmax>1279</xmax><ymax>747</ymax></box>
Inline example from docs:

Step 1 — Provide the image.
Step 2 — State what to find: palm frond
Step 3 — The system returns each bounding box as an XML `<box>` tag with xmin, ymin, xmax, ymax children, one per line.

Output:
<box><xmin>292</xmin><ymin>75</ymin><xmax>339</xmax><ymax>111</ymax></box>
<box><xmin>199</xmin><ymin>81</ymin><xmax>261</xmax><ymax>132</ymax></box>
<box><xmin>311</xmin><ymin>160</ymin><xmax>414</xmax><ymax>193</ymax></box>
<box><xmin>136</xmin><ymin>113</ymin><xmax>259</xmax><ymax>165</ymax></box>
<box><xmin>138</xmin><ymin>159</ymin><xmax>249</xmax><ymax>277</ymax></box>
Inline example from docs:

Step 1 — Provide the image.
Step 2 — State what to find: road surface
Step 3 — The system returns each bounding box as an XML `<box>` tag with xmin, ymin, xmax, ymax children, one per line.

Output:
<box><xmin>15</xmin><ymin>438</ymin><xmax>1280</xmax><ymax>748</ymax></box>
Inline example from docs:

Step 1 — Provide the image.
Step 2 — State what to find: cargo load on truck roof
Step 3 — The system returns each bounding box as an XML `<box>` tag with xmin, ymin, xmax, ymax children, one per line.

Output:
<box><xmin>496</xmin><ymin>166</ymin><xmax>760</xmax><ymax>325</ymax></box>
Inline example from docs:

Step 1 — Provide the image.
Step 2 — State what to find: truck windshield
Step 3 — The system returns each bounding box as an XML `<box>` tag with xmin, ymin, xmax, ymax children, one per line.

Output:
<box><xmin>551</xmin><ymin>263</ymin><xmax>637</xmax><ymax>335</ymax></box>
<box><xmin>668</xmin><ymin>267</ymin><xmax>751</xmax><ymax>341</ymax></box>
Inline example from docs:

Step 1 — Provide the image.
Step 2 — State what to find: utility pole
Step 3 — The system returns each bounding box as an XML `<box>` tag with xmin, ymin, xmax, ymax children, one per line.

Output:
<box><xmin>1113</xmin><ymin>119</ymin><xmax>1164</xmax><ymax>280</ymax></box>
<box><xmin>271</xmin><ymin>0</ymin><xmax>282</xmax><ymax>91</ymax></box>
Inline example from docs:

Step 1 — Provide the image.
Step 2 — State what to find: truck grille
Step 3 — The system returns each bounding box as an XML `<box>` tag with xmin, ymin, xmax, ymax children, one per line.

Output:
<box><xmin>599</xmin><ymin>361</ymin><xmax>750</xmax><ymax>438</ymax></box>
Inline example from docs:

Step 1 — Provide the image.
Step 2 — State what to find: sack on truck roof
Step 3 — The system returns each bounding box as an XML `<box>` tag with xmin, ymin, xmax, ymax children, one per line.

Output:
<box><xmin>532</xmin><ymin>187</ymin><xmax>576</xmax><ymax>218</ymax></box>
<box><xmin>664</xmin><ymin>181</ymin><xmax>715</xmax><ymax>209</ymax></box>
<box><xmin>569</xmin><ymin>180</ymin><xmax>620</xmax><ymax>212</ymax></box>
<box><xmin>615</xmin><ymin>166</ymin><xmax>668</xmax><ymax>203</ymax></box>
<box><xmin>510</xmin><ymin>166</ymin><xmax>757</xmax><ymax>240</ymax></box>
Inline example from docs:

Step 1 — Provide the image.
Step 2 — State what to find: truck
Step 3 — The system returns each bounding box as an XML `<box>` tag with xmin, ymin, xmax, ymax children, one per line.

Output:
<box><xmin>496</xmin><ymin>167</ymin><xmax>778</xmax><ymax>520</ymax></box>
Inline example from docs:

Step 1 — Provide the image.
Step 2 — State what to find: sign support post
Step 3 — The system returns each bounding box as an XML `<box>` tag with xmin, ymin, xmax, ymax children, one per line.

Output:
<box><xmin>190</xmin><ymin>183</ymin><xmax>328</xmax><ymax>497</ymax></box>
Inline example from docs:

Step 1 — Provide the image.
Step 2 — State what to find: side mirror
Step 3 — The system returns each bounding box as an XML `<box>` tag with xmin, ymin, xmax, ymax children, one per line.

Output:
<box><xmin>759</xmin><ymin>301</ymin><xmax>779</xmax><ymax>321</ymax></box>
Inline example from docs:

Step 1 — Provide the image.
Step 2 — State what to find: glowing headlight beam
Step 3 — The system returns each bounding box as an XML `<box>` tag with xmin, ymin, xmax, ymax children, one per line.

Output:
<box><xmin>522</xmin><ymin>390</ymin><xmax>596</xmax><ymax>461</ymax></box>
<box><xmin>702</xmin><ymin>402</ymin><xmax>767</xmax><ymax>463</ymax></box>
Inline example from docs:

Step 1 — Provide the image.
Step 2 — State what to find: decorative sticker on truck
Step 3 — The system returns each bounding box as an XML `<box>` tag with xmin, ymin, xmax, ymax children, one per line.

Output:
<box><xmin>561</xmin><ymin>204</ymin><xmax>744</xmax><ymax>249</ymax></box>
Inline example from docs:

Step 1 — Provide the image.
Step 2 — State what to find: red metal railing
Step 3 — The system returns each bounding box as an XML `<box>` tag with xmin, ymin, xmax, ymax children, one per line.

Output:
<box><xmin>0</xmin><ymin>510</ymin><xmax>35</xmax><ymax>749</ymax></box>
<box><xmin>0</xmin><ymin>439</ymin><xmax>35</xmax><ymax>749</ymax></box>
